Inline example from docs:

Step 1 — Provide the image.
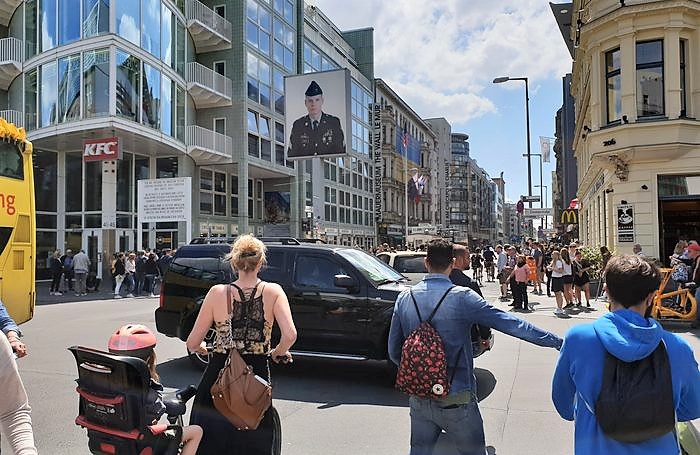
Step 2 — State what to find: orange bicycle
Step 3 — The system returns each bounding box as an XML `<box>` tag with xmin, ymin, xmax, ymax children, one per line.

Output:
<box><xmin>651</xmin><ymin>268</ymin><xmax>698</xmax><ymax>322</ymax></box>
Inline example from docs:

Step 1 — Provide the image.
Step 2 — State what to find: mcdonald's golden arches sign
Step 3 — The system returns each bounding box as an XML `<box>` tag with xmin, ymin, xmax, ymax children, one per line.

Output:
<box><xmin>560</xmin><ymin>209</ymin><xmax>578</xmax><ymax>225</ymax></box>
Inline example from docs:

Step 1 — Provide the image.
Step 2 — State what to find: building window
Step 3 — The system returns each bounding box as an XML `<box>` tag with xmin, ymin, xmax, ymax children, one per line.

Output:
<box><xmin>142</xmin><ymin>63</ymin><xmax>161</xmax><ymax>129</ymax></box>
<box><xmin>214</xmin><ymin>118</ymin><xmax>226</xmax><ymax>135</ymax></box>
<box><xmin>83</xmin><ymin>48</ymin><xmax>110</xmax><ymax>118</ymax></box>
<box><xmin>58</xmin><ymin>53</ymin><xmax>81</xmax><ymax>123</ymax></box>
<box><xmin>605</xmin><ymin>48</ymin><xmax>621</xmax><ymax>123</ymax></box>
<box><xmin>636</xmin><ymin>40</ymin><xmax>664</xmax><ymax>117</ymax></box>
<box><xmin>116</xmin><ymin>49</ymin><xmax>141</xmax><ymax>122</ymax></box>
<box><xmin>680</xmin><ymin>40</ymin><xmax>686</xmax><ymax>117</ymax></box>
<box><xmin>273</xmin><ymin>17</ymin><xmax>294</xmax><ymax>71</ymax></box>
<box><xmin>40</xmin><ymin>62</ymin><xmax>57</xmax><ymax>128</ymax></box>
<box><xmin>231</xmin><ymin>175</ymin><xmax>239</xmax><ymax>216</ymax></box>
<box><xmin>246</xmin><ymin>0</ymin><xmax>271</xmax><ymax>56</ymax></box>
<box><xmin>115</xmin><ymin>0</ymin><xmax>140</xmax><ymax>46</ymax></box>
<box><xmin>200</xmin><ymin>169</ymin><xmax>213</xmax><ymax>215</ymax></box>
<box><xmin>214</xmin><ymin>61</ymin><xmax>225</xmax><ymax>76</ymax></box>
<box><xmin>247</xmin><ymin>52</ymin><xmax>270</xmax><ymax>107</ymax></box>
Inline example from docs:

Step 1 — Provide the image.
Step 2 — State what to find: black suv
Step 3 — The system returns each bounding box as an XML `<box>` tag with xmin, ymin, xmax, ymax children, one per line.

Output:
<box><xmin>155</xmin><ymin>240</ymin><xmax>493</xmax><ymax>368</ymax></box>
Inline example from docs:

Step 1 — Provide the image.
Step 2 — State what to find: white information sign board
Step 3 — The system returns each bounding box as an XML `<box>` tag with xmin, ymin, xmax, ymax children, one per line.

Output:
<box><xmin>137</xmin><ymin>177</ymin><xmax>192</xmax><ymax>249</ymax></box>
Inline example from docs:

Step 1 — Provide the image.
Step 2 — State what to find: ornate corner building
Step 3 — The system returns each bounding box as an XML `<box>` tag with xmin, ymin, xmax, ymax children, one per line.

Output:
<box><xmin>560</xmin><ymin>0</ymin><xmax>700</xmax><ymax>259</ymax></box>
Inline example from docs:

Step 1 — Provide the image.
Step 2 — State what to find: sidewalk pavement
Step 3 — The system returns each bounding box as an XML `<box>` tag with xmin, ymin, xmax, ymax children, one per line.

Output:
<box><xmin>36</xmin><ymin>279</ymin><xmax>159</xmax><ymax>305</ymax></box>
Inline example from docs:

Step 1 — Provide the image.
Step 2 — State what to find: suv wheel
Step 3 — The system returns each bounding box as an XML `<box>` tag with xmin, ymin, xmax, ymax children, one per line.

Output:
<box><xmin>187</xmin><ymin>327</ymin><xmax>215</xmax><ymax>369</ymax></box>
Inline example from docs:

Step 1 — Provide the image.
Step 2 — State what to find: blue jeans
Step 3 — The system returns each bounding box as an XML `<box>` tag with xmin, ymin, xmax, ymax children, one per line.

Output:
<box><xmin>409</xmin><ymin>395</ymin><xmax>486</xmax><ymax>455</ymax></box>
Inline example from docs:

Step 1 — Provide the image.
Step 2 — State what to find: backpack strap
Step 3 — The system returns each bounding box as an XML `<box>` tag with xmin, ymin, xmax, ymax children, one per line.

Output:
<box><xmin>408</xmin><ymin>286</ymin><xmax>455</xmax><ymax>323</ymax></box>
<box><xmin>426</xmin><ymin>286</ymin><xmax>455</xmax><ymax>323</ymax></box>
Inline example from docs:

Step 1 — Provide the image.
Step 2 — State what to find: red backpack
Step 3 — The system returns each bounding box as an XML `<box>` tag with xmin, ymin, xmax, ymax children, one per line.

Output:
<box><xmin>395</xmin><ymin>286</ymin><xmax>455</xmax><ymax>398</ymax></box>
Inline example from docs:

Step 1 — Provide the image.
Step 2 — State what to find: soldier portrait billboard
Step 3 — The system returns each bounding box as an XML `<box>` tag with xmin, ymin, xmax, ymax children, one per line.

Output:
<box><xmin>285</xmin><ymin>69</ymin><xmax>351</xmax><ymax>160</ymax></box>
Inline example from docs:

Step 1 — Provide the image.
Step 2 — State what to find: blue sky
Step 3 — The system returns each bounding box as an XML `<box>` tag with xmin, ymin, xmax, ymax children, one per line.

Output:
<box><xmin>313</xmin><ymin>0</ymin><xmax>572</xmax><ymax>205</ymax></box>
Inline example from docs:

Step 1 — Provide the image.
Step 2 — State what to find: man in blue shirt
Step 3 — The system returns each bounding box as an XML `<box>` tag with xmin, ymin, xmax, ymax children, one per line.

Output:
<box><xmin>0</xmin><ymin>299</ymin><xmax>27</xmax><ymax>358</ymax></box>
<box><xmin>389</xmin><ymin>239</ymin><xmax>562</xmax><ymax>455</ymax></box>
<box><xmin>552</xmin><ymin>255</ymin><xmax>700</xmax><ymax>454</ymax></box>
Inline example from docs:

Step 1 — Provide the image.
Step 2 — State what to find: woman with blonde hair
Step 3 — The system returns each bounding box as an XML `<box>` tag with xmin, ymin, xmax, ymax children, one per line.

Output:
<box><xmin>187</xmin><ymin>234</ymin><xmax>297</xmax><ymax>454</ymax></box>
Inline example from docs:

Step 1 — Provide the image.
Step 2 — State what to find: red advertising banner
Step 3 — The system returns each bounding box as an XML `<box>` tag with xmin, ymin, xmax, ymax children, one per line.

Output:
<box><xmin>83</xmin><ymin>137</ymin><xmax>120</xmax><ymax>162</ymax></box>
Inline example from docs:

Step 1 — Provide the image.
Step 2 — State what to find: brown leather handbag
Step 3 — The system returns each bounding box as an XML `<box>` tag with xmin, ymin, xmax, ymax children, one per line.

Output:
<box><xmin>210</xmin><ymin>285</ymin><xmax>272</xmax><ymax>430</ymax></box>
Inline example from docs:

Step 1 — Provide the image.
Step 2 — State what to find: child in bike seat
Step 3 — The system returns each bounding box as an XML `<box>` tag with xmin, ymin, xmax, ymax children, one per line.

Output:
<box><xmin>108</xmin><ymin>324</ymin><xmax>203</xmax><ymax>455</ymax></box>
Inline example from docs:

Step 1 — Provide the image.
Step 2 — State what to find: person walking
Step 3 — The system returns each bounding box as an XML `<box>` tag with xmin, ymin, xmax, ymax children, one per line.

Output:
<box><xmin>124</xmin><ymin>252</ymin><xmax>136</xmax><ymax>298</ymax></box>
<box><xmin>186</xmin><ymin>234</ymin><xmax>297</xmax><ymax>455</ymax></box>
<box><xmin>0</xmin><ymin>332</ymin><xmax>38</xmax><ymax>454</ymax></box>
<box><xmin>572</xmin><ymin>250</ymin><xmax>591</xmax><ymax>308</ymax></box>
<box><xmin>550</xmin><ymin>250</ymin><xmax>567</xmax><ymax>316</ymax></box>
<box><xmin>113</xmin><ymin>253</ymin><xmax>126</xmax><ymax>299</ymax></box>
<box><xmin>451</xmin><ymin>244</ymin><xmax>492</xmax><ymax>344</ymax></box>
<box><xmin>507</xmin><ymin>255</ymin><xmax>530</xmax><ymax>311</ymax></box>
<box><xmin>552</xmin><ymin>255</ymin><xmax>700</xmax><ymax>454</ymax></box>
<box><xmin>389</xmin><ymin>239</ymin><xmax>562</xmax><ymax>455</ymax></box>
<box><xmin>144</xmin><ymin>253</ymin><xmax>160</xmax><ymax>297</ymax></box>
<box><xmin>72</xmin><ymin>249</ymin><xmax>90</xmax><ymax>297</ymax></box>
<box><xmin>561</xmin><ymin>248</ymin><xmax>575</xmax><ymax>308</ymax></box>
<box><xmin>496</xmin><ymin>245</ymin><xmax>508</xmax><ymax>300</ymax></box>
<box><xmin>544</xmin><ymin>246</ymin><xmax>553</xmax><ymax>297</ymax></box>
<box><xmin>49</xmin><ymin>250</ymin><xmax>63</xmax><ymax>296</ymax></box>
<box><xmin>61</xmin><ymin>249</ymin><xmax>74</xmax><ymax>292</ymax></box>
<box><xmin>532</xmin><ymin>242</ymin><xmax>544</xmax><ymax>295</ymax></box>
<box><xmin>134</xmin><ymin>251</ymin><xmax>146</xmax><ymax>297</ymax></box>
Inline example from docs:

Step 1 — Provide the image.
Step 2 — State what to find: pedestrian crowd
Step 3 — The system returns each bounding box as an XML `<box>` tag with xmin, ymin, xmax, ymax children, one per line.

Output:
<box><xmin>45</xmin><ymin>247</ymin><xmax>175</xmax><ymax>299</ymax></box>
<box><xmin>109</xmin><ymin>248</ymin><xmax>174</xmax><ymax>299</ymax></box>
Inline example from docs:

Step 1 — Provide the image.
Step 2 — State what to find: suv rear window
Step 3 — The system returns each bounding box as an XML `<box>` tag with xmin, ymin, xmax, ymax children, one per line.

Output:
<box><xmin>169</xmin><ymin>257</ymin><xmax>233</xmax><ymax>282</ymax></box>
<box><xmin>394</xmin><ymin>256</ymin><xmax>428</xmax><ymax>273</ymax></box>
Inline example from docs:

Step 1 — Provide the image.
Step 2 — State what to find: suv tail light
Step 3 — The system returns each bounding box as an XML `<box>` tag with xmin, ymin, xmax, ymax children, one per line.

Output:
<box><xmin>159</xmin><ymin>284</ymin><xmax>164</xmax><ymax>308</ymax></box>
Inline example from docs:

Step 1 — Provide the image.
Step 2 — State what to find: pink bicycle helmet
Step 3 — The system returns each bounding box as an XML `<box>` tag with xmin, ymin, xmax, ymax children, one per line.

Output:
<box><xmin>108</xmin><ymin>324</ymin><xmax>157</xmax><ymax>359</ymax></box>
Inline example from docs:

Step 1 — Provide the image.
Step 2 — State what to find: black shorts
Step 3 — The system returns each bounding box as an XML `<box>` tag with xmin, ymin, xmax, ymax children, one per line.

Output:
<box><xmin>551</xmin><ymin>277</ymin><xmax>564</xmax><ymax>292</ymax></box>
<box><xmin>562</xmin><ymin>275</ymin><xmax>574</xmax><ymax>284</ymax></box>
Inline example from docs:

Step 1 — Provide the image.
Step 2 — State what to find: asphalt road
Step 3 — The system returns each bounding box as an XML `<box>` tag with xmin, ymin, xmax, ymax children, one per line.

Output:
<box><xmin>4</xmin><ymin>278</ymin><xmax>700</xmax><ymax>454</ymax></box>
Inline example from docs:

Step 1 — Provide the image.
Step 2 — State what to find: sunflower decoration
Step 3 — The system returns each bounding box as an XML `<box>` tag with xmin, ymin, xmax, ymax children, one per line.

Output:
<box><xmin>0</xmin><ymin>117</ymin><xmax>27</xmax><ymax>150</ymax></box>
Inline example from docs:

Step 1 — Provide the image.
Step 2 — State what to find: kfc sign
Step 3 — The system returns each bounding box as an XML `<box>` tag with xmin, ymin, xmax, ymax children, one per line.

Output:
<box><xmin>83</xmin><ymin>137</ymin><xmax>120</xmax><ymax>162</ymax></box>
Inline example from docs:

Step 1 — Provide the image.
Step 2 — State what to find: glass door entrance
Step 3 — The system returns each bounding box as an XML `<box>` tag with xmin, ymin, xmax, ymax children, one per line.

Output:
<box><xmin>82</xmin><ymin>230</ymin><xmax>103</xmax><ymax>281</ymax></box>
<box><xmin>658</xmin><ymin>198</ymin><xmax>700</xmax><ymax>266</ymax></box>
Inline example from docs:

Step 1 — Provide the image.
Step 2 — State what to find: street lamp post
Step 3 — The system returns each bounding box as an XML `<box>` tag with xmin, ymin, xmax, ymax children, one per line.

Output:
<box><xmin>528</xmin><ymin>153</ymin><xmax>544</xmax><ymax>228</ymax></box>
<box><xmin>535</xmin><ymin>184</ymin><xmax>549</xmax><ymax>229</ymax></box>
<box><xmin>493</xmin><ymin>76</ymin><xmax>533</xmax><ymax>208</ymax></box>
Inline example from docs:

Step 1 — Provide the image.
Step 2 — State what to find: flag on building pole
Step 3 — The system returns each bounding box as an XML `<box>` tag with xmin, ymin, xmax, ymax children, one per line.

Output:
<box><xmin>540</xmin><ymin>136</ymin><xmax>551</xmax><ymax>163</ymax></box>
<box><xmin>402</xmin><ymin>127</ymin><xmax>409</xmax><ymax>156</ymax></box>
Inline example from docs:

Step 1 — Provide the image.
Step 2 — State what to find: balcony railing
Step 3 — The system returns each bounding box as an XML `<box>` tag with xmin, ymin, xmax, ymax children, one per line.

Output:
<box><xmin>186</xmin><ymin>62</ymin><xmax>232</xmax><ymax>108</ymax></box>
<box><xmin>185</xmin><ymin>0</ymin><xmax>232</xmax><ymax>52</ymax></box>
<box><xmin>0</xmin><ymin>37</ymin><xmax>23</xmax><ymax>90</ymax></box>
<box><xmin>185</xmin><ymin>125</ymin><xmax>232</xmax><ymax>165</ymax></box>
<box><xmin>0</xmin><ymin>109</ymin><xmax>23</xmax><ymax>128</ymax></box>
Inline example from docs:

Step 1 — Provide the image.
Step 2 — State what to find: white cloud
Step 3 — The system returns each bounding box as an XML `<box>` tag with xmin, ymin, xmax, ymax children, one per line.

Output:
<box><xmin>314</xmin><ymin>0</ymin><xmax>571</xmax><ymax>123</ymax></box>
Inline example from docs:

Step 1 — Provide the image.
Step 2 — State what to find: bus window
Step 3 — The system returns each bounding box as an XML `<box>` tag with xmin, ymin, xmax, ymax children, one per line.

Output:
<box><xmin>0</xmin><ymin>142</ymin><xmax>23</xmax><ymax>180</ymax></box>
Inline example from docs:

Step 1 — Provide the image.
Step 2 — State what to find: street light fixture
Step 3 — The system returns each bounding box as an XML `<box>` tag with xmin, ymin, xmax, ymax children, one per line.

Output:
<box><xmin>534</xmin><ymin>184</ymin><xmax>549</xmax><ymax>229</ymax></box>
<box><xmin>493</xmin><ymin>76</ymin><xmax>533</xmax><ymax>208</ymax></box>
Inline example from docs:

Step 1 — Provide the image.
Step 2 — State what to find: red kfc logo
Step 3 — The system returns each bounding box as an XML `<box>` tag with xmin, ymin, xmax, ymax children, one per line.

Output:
<box><xmin>83</xmin><ymin>137</ymin><xmax>120</xmax><ymax>162</ymax></box>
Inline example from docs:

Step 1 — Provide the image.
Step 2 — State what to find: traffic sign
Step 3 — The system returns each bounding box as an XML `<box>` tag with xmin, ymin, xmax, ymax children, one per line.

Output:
<box><xmin>521</xmin><ymin>195</ymin><xmax>541</xmax><ymax>203</ymax></box>
<box><xmin>523</xmin><ymin>208</ymin><xmax>552</xmax><ymax>219</ymax></box>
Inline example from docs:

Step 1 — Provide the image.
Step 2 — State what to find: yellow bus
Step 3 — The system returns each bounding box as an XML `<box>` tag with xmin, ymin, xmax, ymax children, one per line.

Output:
<box><xmin>0</xmin><ymin>119</ymin><xmax>35</xmax><ymax>324</ymax></box>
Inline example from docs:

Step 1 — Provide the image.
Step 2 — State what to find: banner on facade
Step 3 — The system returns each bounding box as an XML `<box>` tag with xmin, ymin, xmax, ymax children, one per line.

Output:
<box><xmin>284</xmin><ymin>69</ymin><xmax>351</xmax><ymax>159</ymax></box>
<box><xmin>137</xmin><ymin>177</ymin><xmax>192</xmax><ymax>223</ymax></box>
<box><xmin>560</xmin><ymin>209</ymin><xmax>578</xmax><ymax>225</ymax></box>
<box><xmin>83</xmin><ymin>137</ymin><xmax>121</xmax><ymax>162</ymax></box>
<box><xmin>616</xmin><ymin>204</ymin><xmax>634</xmax><ymax>243</ymax></box>
<box><xmin>372</xmin><ymin>103</ymin><xmax>382</xmax><ymax>222</ymax></box>
<box><xmin>539</xmin><ymin>136</ymin><xmax>551</xmax><ymax>163</ymax></box>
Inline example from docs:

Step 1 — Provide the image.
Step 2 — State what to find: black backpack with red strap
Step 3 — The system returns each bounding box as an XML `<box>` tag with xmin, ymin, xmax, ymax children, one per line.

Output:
<box><xmin>395</xmin><ymin>286</ymin><xmax>455</xmax><ymax>398</ymax></box>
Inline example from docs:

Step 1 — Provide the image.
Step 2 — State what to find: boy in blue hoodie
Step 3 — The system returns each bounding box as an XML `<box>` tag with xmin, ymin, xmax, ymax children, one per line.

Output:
<box><xmin>552</xmin><ymin>254</ymin><xmax>700</xmax><ymax>454</ymax></box>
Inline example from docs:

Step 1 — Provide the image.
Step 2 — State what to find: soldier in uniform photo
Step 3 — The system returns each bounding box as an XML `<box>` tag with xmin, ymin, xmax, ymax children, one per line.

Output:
<box><xmin>288</xmin><ymin>80</ymin><xmax>345</xmax><ymax>158</ymax></box>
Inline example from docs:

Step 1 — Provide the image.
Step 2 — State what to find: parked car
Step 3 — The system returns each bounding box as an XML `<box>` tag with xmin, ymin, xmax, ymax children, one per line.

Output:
<box><xmin>155</xmin><ymin>241</ymin><xmax>493</xmax><ymax>370</ymax></box>
<box><xmin>377</xmin><ymin>251</ymin><xmax>428</xmax><ymax>283</ymax></box>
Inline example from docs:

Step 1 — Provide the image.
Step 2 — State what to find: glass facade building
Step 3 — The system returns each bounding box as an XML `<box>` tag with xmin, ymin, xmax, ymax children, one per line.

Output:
<box><xmin>0</xmin><ymin>0</ymin><xmax>378</xmax><ymax>280</ymax></box>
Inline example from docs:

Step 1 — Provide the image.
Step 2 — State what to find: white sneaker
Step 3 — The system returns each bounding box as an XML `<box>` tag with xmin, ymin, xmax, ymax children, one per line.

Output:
<box><xmin>55</xmin><ymin>292</ymin><xmax>62</xmax><ymax>296</ymax></box>
<box><xmin>554</xmin><ymin>308</ymin><xmax>564</xmax><ymax>316</ymax></box>
<box><xmin>114</xmin><ymin>295</ymin><xmax>123</xmax><ymax>299</ymax></box>
<box><xmin>126</xmin><ymin>294</ymin><xmax>134</xmax><ymax>298</ymax></box>
<box><xmin>150</xmin><ymin>293</ymin><xmax>156</xmax><ymax>297</ymax></box>
<box><xmin>75</xmin><ymin>293</ymin><xmax>81</xmax><ymax>297</ymax></box>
